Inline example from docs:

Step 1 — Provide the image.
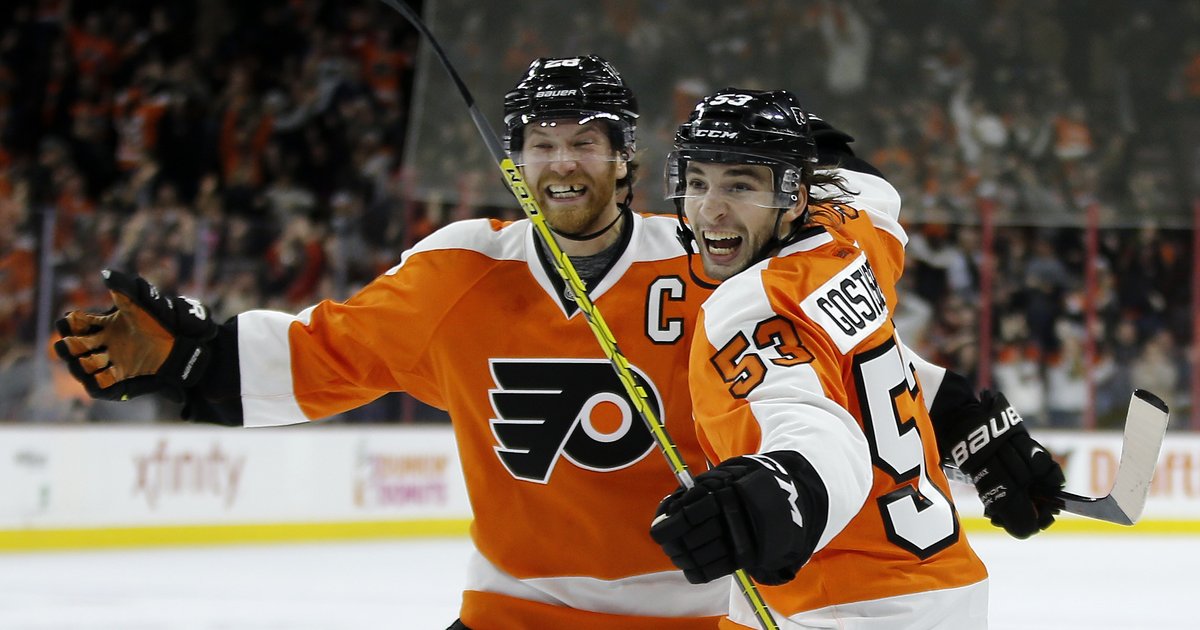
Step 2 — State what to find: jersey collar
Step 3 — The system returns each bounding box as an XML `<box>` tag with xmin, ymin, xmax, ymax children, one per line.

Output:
<box><xmin>527</xmin><ymin>207</ymin><xmax>638</xmax><ymax>318</ymax></box>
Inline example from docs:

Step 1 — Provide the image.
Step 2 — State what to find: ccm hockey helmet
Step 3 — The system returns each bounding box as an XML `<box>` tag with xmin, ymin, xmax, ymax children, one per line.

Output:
<box><xmin>503</xmin><ymin>55</ymin><xmax>638</xmax><ymax>157</ymax></box>
<box><xmin>666</xmin><ymin>88</ymin><xmax>817</xmax><ymax>209</ymax></box>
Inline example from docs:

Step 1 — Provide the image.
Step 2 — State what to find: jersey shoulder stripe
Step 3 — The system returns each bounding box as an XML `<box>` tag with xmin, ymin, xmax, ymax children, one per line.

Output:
<box><xmin>707</xmin><ymin>222</ymin><xmax>892</xmax><ymax>357</ymax></box>
<box><xmin>634</xmin><ymin>213</ymin><xmax>691</xmax><ymax>263</ymax></box>
<box><xmin>383</xmin><ymin>213</ymin><xmax>687</xmax><ymax>280</ymax></box>
<box><xmin>780</xmin><ymin>230</ymin><xmax>833</xmax><ymax>256</ymax></box>
<box><xmin>385</xmin><ymin>218</ymin><xmax>528</xmax><ymax>276</ymax></box>
<box><xmin>820</xmin><ymin>170</ymin><xmax>901</xmax><ymax>222</ymax></box>
<box><xmin>813</xmin><ymin>173</ymin><xmax>907</xmax><ymax>248</ymax></box>
<box><xmin>698</xmin><ymin>266</ymin><xmax>775</xmax><ymax>345</ymax></box>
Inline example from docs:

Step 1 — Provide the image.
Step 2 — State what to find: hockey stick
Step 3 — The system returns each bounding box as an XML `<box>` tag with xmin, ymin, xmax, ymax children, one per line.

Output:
<box><xmin>946</xmin><ymin>389</ymin><xmax>1168</xmax><ymax>526</ymax></box>
<box><xmin>1053</xmin><ymin>389</ymin><xmax>1168</xmax><ymax>525</ymax></box>
<box><xmin>377</xmin><ymin>1</ymin><xmax>779</xmax><ymax>628</ymax></box>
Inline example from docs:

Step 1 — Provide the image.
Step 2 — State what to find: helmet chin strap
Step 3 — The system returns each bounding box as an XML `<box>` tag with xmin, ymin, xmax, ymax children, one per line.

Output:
<box><xmin>673</xmin><ymin>202</ymin><xmax>721</xmax><ymax>290</ymax></box>
<box><xmin>552</xmin><ymin>204</ymin><xmax>628</xmax><ymax>241</ymax></box>
<box><xmin>754</xmin><ymin>205</ymin><xmax>804</xmax><ymax>262</ymax></box>
<box><xmin>753</xmin><ymin>187</ymin><xmax>811</xmax><ymax>259</ymax></box>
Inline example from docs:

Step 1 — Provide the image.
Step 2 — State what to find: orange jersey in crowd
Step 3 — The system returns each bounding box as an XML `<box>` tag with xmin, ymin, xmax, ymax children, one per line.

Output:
<box><xmin>231</xmin><ymin>212</ymin><xmax>727</xmax><ymax>629</ymax></box>
<box><xmin>690</xmin><ymin>197</ymin><xmax>988</xmax><ymax>629</ymax></box>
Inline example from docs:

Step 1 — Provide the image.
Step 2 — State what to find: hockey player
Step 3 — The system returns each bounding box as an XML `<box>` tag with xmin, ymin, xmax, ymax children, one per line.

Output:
<box><xmin>55</xmin><ymin>60</ymin><xmax>1060</xmax><ymax>629</ymax></box>
<box><xmin>57</xmin><ymin>55</ymin><xmax>730</xmax><ymax>630</ymax></box>
<box><xmin>648</xmin><ymin>88</ymin><xmax>1045</xmax><ymax>629</ymax></box>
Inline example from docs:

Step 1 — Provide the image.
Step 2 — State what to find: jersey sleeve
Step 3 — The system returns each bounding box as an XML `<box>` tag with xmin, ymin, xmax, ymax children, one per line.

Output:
<box><xmin>690</xmin><ymin>269</ymin><xmax>873</xmax><ymax>554</ymax></box>
<box><xmin>902</xmin><ymin>343</ymin><xmax>947</xmax><ymax>413</ymax></box>
<box><xmin>815</xmin><ymin>167</ymin><xmax>906</xmax><ymax>249</ymax></box>
<box><xmin>189</xmin><ymin>220</ymin><xmax>499</xmax><ymax>427</ymax></box>
<box><xmin>232</xmin><ymin>274</ymin><xmax>443</xmax><ymax>427</ymax></box>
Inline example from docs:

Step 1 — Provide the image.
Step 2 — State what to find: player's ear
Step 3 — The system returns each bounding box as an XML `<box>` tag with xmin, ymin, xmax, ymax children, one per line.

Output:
<box><xmin>782</xmin><ymin>186</ymin><xmax>809</xmax><ymax>223</ymax></box>
<box><xmin>615</xmin><ymin>154</ymin><xmax>629</xmax><ymax>180</ymax></box>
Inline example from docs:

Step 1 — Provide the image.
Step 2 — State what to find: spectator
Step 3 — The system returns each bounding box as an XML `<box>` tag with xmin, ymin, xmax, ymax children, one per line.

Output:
<box><xmin>992</xmin><ymin>314</ymin><xmax>1047</xmax><ymax>426</ymax></box>
<box><xmin>1044</xmin><ymin>320</ymin><xmax>1089</xmax><ymax>428</ymax></box>
<box><xmin>1</xmin><ymin>0</ymin><xmax>1195</xmax><ymax>426</ymax></box>
<box><xmin>1132</xmin><ymin>329</ymin><xmax>1182</xmax><ymax>425</ymax></box>
<box><xmin>0</xmin><ymin>213</ymin><xmax>34</xmax><ymax>342</ymax></box>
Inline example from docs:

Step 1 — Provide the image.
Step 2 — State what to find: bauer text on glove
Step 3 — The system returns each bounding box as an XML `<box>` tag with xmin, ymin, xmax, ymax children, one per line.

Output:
<box><xmin>944</xmin><ymin>390</ymin><xmax>1066</xmax><ymax>538</ymax></box>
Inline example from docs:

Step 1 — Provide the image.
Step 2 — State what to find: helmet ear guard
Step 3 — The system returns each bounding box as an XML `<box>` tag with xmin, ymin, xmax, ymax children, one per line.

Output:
<box><xmin>780</xmin><ymin>168</ymin><xmax>801</xmax><ymax>194</ymax></box>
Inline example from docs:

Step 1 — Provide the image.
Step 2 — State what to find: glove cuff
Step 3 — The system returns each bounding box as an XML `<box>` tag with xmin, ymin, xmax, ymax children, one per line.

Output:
<box><xmin>156</xmin><ymin>337</ymin><xmax>214</xmax><ymax>402</ymax></box>
<box><xmin>107</xmin><ymin>271</ymin><xmax>219</xmax><ymax>398</ymax></box>
<box><xmin>729</xmin><ymin>451</ymin><xmax>828</xmax><ymax>585</ymax></box>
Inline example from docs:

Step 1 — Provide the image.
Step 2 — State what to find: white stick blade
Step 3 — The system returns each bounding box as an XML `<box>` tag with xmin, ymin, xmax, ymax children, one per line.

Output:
<box><xmin>1109</xmin><ymin>389</ymin><xmax>1170</xmax><ymax>524</ymax></box>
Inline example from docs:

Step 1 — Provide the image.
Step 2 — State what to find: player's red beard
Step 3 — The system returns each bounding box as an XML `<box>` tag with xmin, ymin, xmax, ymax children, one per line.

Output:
<box><xmin>531</xmin><ymin>160</ymin><xmax>622</xmax><ymax>236</ymax></box>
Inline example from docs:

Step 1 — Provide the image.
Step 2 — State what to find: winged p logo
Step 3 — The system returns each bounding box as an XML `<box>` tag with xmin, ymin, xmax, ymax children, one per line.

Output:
<box><xmin>488</xmin><ymin>359</ymin><xmax>662</xmax><ymax>483</ymax></box>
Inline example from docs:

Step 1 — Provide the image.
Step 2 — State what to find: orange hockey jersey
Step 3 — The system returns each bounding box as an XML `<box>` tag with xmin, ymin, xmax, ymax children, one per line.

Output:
<box><xmin>689</xmin><ymin>200</ymin><xmax>989</xmax><ymax>629</ymax></box>
<box><xmin>233</xmin><ymin>212</ymin><xmax>728</xmax><ymax>629</ymax></box>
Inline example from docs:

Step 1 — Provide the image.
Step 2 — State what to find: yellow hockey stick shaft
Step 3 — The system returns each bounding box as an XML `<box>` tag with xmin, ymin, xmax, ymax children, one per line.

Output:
<box><xmin>378</xmin><ymin>2</ymin><xmax>778</xmax><ymax>626</ymax></box>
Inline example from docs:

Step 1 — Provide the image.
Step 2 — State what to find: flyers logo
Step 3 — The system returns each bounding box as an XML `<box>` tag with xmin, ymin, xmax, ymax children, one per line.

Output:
<box><xmin>489</xmin><ymin>359</ymin><xmax>661</xmax><ymax>483</ymax></box>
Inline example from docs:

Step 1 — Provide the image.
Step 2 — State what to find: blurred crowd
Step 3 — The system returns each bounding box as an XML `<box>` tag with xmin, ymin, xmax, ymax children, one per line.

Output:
<box><xmin>897</xmin><ymin>222</ymin><xmax>1194</xmax><ymax>430</ymax></box>
<box><xmin>0</xmin><ymin>0</ymin><xmax>1197</xmax><ymax>428</ymax></box>
<box><xmin>0</xmin><ymin>0</ymin><xmax>427</xmax><ymax>422</ymax></box>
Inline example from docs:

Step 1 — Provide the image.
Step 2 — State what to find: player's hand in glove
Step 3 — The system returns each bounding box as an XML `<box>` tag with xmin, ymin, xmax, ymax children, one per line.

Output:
<box><xmin>54</xmin><ymin>269</ymin><xmax>218</xmax><ymax>403</ymax></box>
<box><xmin>806</xmin><ymin>111</ymin><xmax>893</xmax><ymax>181</ymax></box>
<box><xmin>649</xmin><ymin>452</ymin><xmax>826</xmax><ymax>586</ymax></box>
<box><xmin>945</xmin><ymin>390</ymin><xmax>1066</xmax><ymax>539</ymax></box>
<box><xmin>807</xmin><ymin>113</ymin><xmax>856</xmax><ymax>163</ymax></box>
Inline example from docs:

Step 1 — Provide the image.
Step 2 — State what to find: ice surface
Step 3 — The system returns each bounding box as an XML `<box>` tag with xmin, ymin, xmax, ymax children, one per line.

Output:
<box><xmin>0</xmin><ymin>532</ymin><xmax>1194</xmax><ymax>629</ymax></box>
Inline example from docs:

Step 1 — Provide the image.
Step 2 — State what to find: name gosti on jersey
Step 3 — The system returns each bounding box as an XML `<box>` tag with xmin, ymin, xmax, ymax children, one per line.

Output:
<box><xmin>231</xmin><ymin>213</ymin><xmax>726</xmax><ymax>629</ymax></box>
<box><xmin>689</xmin><ymin>202</ymin><xmax>988</xmax><ymax>623</ymax></box>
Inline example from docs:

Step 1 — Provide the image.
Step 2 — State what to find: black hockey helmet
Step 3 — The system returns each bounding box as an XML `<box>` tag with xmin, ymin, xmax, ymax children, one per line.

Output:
<box><xmin>666</xmin><ymin>88</ymin><xmax>816</xmax><ymax>209</ymax></box>
<box><xmin>503</xmin><ymin>55</ymin><xmax>638</xmax><ymax>157</ymax></box>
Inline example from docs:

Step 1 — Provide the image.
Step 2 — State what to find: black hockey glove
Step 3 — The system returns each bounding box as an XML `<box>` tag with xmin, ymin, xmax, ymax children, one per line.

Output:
<box><xmin>649</xmin><ymin>452</ymin><xmax>827</xmax><ymax>586</ymax></box>
<box><xmin>943</xmin><ymin>390</ymin><xmax>1066</xmax><ymax>539</ymax></box>
<box><xmin>808</xmin><ymin>113</ymin><xmax>857</xmax><ymax>164</ymax></box>
<box><xmin>54</xmin><ymin>269</ymin><xmax>218</xmax><ymax>403</ymax></box>
<box><xmin>807</xmin><ymin>112</ymin><xmax>890</xmax><ymax>180</ymax></box>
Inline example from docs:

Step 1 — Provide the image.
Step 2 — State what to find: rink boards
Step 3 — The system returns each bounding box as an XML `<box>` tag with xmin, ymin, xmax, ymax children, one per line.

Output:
<box><xmin>0</xmin><ymin>424</ymin><xmax>1197</xmax><ymax>550</ymax></box>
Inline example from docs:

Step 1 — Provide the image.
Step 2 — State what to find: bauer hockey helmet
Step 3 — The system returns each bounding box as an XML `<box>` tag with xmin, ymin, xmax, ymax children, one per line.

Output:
<box><xmin>666</xmin><ymin>88</ymin><xmax>817</xmax><ymax>210</ymax></box>
<box><xmin>503</xmin><ymin>55</ymin><xmax>638</xmax><ymax>159</ymax></box>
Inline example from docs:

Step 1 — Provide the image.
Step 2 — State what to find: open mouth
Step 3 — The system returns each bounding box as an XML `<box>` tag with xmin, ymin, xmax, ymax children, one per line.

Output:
<box><xmin>703</xmin><ymin>230</ymin><xmax>742</xmax><ymax>256</ymax></box>
<box><xmin>547</xmin><ymin>184</ymin><xmax>587</xmax><ymax>200</ymax></box>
